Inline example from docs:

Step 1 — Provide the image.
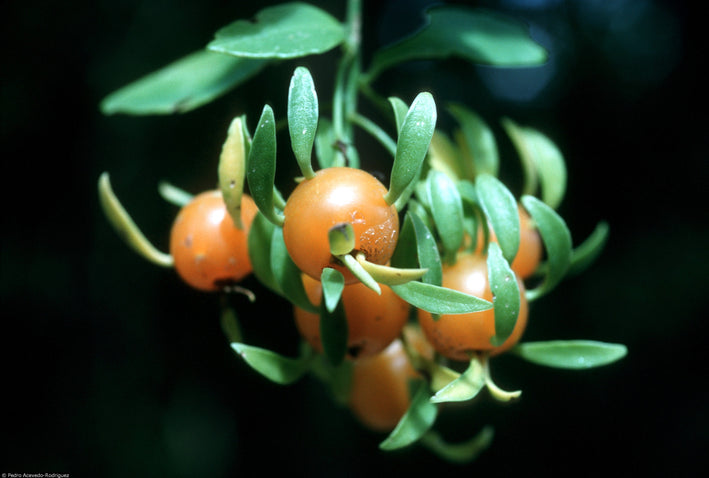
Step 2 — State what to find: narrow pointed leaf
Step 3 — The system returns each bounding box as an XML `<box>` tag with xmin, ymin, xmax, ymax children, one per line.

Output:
<box><xmin>392</xmin><ymin>212</ymin><xmax>442</xmax><ymax>286</ymax></box>
<box><xmin>209</xmin><ymin>3</ymin><xmax>345</xmax><ymax>59</ymax></box>
<box><xmin>487</xmin><ymin>243</ymin><xmax>520</xmax><ymax>347</ymax></box>
<box><xmin>101</xmin><ymin>50</ymin><xmax>266</xmax><ymax>115</ymax></box>
<box><xmin>428</xmin><ymin>170</ymin><xmax>464</xmax><ymax>257</ymax></box>
<box><xmin>388</xmin><ymin>96</ymin><xmax>409</xmax><ymax>133</ymax></box>
<box><xmin>380</xmin><ymin>381</ymin><xmax>438</xmax><ymax>450</ymax></box>
<box><xmin>420</xmin><ymin>427</ymin><xmax>494</xmax><ymax>464</ymax></box>
<box><xmin>392</xmin><ymin>281</ymin><xmax>491</xmax><ymax>315</ymax></box>
<box><xmin>431</xmin><ymin>357</ymin><xmax>485</xmax><ymax>403</ymax></box>
<box><xmin>219</xmin><ymin>116</ymin><xmax>248</xmax><ymax>229</ymax></box>
<box><xmin>384</xmin><ymin>92</ymin><xmax>437</xmax><ymax>206</ymax></box>
<box><xmin>476</xmin><ymin>174</ymin><xmax>520</xmax><ymax>264</ymax></box>
<box><xmin>247</xmin><ymin>105</ymin><xmax>284</xmax><ymax>226</ymax></box>
<box><xmin>314</xmin><ymin>117</ymin><xmax>338</xmax><ymax>169</ymax></box>
<box><xmin>367</xmin><ymin>6</ymin><xmax>547</xmax><ymax>81</ymax></box>
<box><xmin>321</xmin><ymin>268</ymin><xmax>345</xmax><ymax>313</ymax></box>
<box><xmin>248</xmin><ymin>212</ymin><xmax>281</xmax><ymax>294</ymax></box>
<box><xmin>288</xmin><ymin>66</ymin><xmax>318</xmax><ymax>179</ymax></box>
<box><xmin>98</xmin><ymin>173</ymin><xmax>173</xmax><ymax>267</ymax></box>
<box><xmin>522</xmin><ymin>195</ymin><xmax>572</xmax><ymax>299</ymax></box>
<box><xmin>449</xmin><ymin>104</ymin><xmax>498</xmax><ymax>178</ymax></box>
<box><xmin>512</xmin><ymin>340</ymin><xmax>628</xmax><ymax>369</ymax></box>
<box><xmin>271</xmin><ymin>227</ymin><xmax>317</xmax><ymax>313</ymax></box>
<box><xmin>320</xmin><ymin>296</ymin><xmax>348</xmax><ymax>366</ymax></box>
<box><xmin>568</xmin><ymin>221</ymin><xmax>610</xmax><ymax>276</ymax></box>
<box><xmin>231</xmin><ymin>343</ymin><xmax>310</xmax><ymax>384</ymax></box>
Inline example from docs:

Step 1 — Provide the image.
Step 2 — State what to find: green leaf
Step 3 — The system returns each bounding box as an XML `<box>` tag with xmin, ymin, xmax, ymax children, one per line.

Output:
<box><xmin>487</xmin><ymin>243</ymin><xmax>520</xmax><ymax>347</ymax></box>
<box><xmin>388</xmin><ymin>96</ymin><xmax>409</xmax><ymax>133</ymax></box>
<box><xmin>320</xmin><ymin>268</ymin><xmax>345</xmax><ymax>313</ymax></box>
<box><xmin>157</xmin><ymin>181</ymin><xmax>193</xmax><ymax>207</ymax></box>
<box><xmin>320</xmin><ymin>295</ymin><xmax>348</xmax><ymax>366</ymax></box>
<box><xmin>568</xmin><ymin>222</ymin><xmax>610</xmax><ymax>276</ymax></box>
<box><xmin>394</xmin><ymin>211</ymin><xmax>442</xmax><ymax>286</ymax></box>
<box><xmin>271</xmin><ymin>227</ymin><xmax>317</xmax><ymax>313</ymax></box>
<box><xmin>502</xmin><ymin>118</ymin><xmax>567</xmax><ymax>209</ymax></box>
<box><xmin>512</xmin><ymin>340</ymin><xmax>628</xmax><ymax>369</ymax></box>
<box><xmin>427</xmin><ymin>170</ymin><xmax>464</xmax><ymax>259</ymax></box>
<box><xmin>366</xmin><ymin>6</ymin><xmax>548</xmax><ymax>82</ymax></box>
<box><xmin>392</xmin><ymin>281</ymin><xmax>491</xmax><ymax>315</ymax></box>
<box><xmin>97</xmin><ymin>173</ymin><xmax>174</xmax><ymax>267</ymax></box>
<box><xmin>247</xmin><ymin>212</ymin><xmax>281</xmax><ymax>294</ymax></box>
<box><xmin>314</xmin><ymin>117</ymin><xmax>339</xmax><ymax>169</ymax></box>
<box><xmin>449</xmin><ymin>104</ymin><xmax>499</xmax><ymax>178</ymax></box>
<box><xmin>209</xmin><ymin>2</ymin><xmax>345</xmax><ymax>59</ymax></box>
<box><xmin>384</xmin><ymin>92</ymin><xmax>437</xmax><ymax>206</ymax></box>
<box><xmin>288</xmin><ymin>67</ymin><xmax>318</xmax><ymax>179</ymax></box>
<box><xmin>219</xmin><ymin>116</ymin><xmax>248</xmax><ymax>229</ymax></box>
<box><xmin>522</xmin><ymin>195</ymin><xmax>572</xmax><ymax>300</ymax></box>
<box><xmin>476</xmin><ymin>174</ymin><xmax>520</xmax><ymax>264</ymax></box>
<box><xmin>247</xmin><ymin>105</ymin><xmax>284</xmax><ymax>226</ymax></box>
<box><xmin>420</xmin><ymin>427</ymin><xmax>494</xmax><ymax>464</ymax></box>
<box><xmin>380</xmin><ymin>381</ymin><xmax>438</xmax><ymax>450</ymax></box>
<box><xmin>101</xmin><ymin>50</ymin><xmax>266</xmax><ymax>115</ymax></box>
<box><xmin>231</xmin><ymin>343</ymin><xmax>311</xmax><ymax>384</ymax></box>
<box><xmin>431</xmin><ymin>357</ymin><xmax>485</xmax><ymax>403</ymax></box>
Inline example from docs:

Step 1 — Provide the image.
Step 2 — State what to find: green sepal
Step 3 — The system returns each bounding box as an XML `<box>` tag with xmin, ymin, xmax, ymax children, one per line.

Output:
<box><xmin>512</xmin><ymin>340</ymin><xmax>628</xmax><ymax>369</ymax></box>
<box><xmin>430</xmin><ymin>356</ymin><xmax>485</xmax><ymax>403</ymax></box>
<box><xmin>449</xmin><ymin>104</ymin><xmax>498</xmax><ymax>178</ymax></box>
<box><xmin>392</xmin><ymin>281</ymin><xmax>491</xmax><ymax>315</ymax></box>
<box><xmin>420</xmin><ymin>427</ymin><xmax>494</xmax><ymax>464</ymax></box>
<box><xmin>100</xmin><ymin>50</ymin><xmax>267</xmax><ymax>115</ymax></box>
<box><xmin>288</xmin><ymin>66</ymin><xmax>318</xmax><ymax>179</ymax></box>
<box><xmin>568</xmin><ymin>221</ymin><xmax>610</xmax><ymax>276</ymax></box>
<box><xmin>476</xmin><ymin>174</ymin><xmax>520</xmax><ymax>264</ymax></box>
<box><xmin>380</xmin><ymin>380</ymin><xmax>438</xmax><ymax>451</ymax></box>
<box><xmin>209</xmin><ymin>3</ymin><xmax>345</xmax><ymax>59</ymax></box>
<box><xmin>384</xmin><ymin>92</ymin><xmax>437</xmax><ymax>206</ymax></box>
<box><xmin>230</xmin><ymin>342</ymin><xmax>312</xmax><ymax>385</ymax></box>
<box><xmin>487</xmin><ymin>242</ymin><xmax>520</xmax><ymax>347</ymax></box>
<box><xmin>521</xmin><ymin>195</ymin><xmax>572</xmax><ymax>300</ymax></box>
<box><xmin>247</xmin><ymin>105</ymin><xmax>284</xmax><ymax>226</ymax></box>
<box><xmin>366</xmin><ymin>6</ymin><xmax>548</xmax><ymax>82</ymax></box>
<box><xmin>97</xmin><ymin>173</ymin><xmax>173</xmax><ymax>267</ymax></box>
<box><xmin>427</xmin><ymin>170</ymin><xmax>464</xmax><ymax>260</ymax></box>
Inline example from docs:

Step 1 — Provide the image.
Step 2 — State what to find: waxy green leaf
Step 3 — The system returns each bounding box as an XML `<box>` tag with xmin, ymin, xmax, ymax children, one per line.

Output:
<box><xmin>503</xmin><ymin>118</ymin><xmax>567</xmax><ymax>209</ymax></box>
<box><xmin>314</xmin><ymin>118</ymin><xmax>338</xmax><ymax>169</ymax></box>
<box><xmin>392</xmin><ymin>281</ymin><xmax>491</xmax><ymax>315</ymax></box>
<box><xmin>449</xmin><ymin>104</ymin><xmax>498</xmax><ymax>178</ymax></box>
<box><xmin>321</xmin><ymin>268</ymin><xmax>345</xmax><ymax>313</ymax></box>
<box><xmin>247</xmin><ymin>105</ymin><xmax>284</xmax><ymax>226</ymax></box>
<box><xmin>209</xmin><ymin>3</ymin><xmax>345</xmax><ymax>59</ymax></box>
<box><xmin>367</xmin><ymin>6</ymin><xmax>548</xmax><ymax>82</ymax></box>
<box><xmin>428</xmin><ymin>170</ymin><xmax>464</xmax><ymax>259</ymax></box>
<box><xmin>384</xmin><ymin>92</ymin><xmax>437</xmax><ymax>206</ymax></box>
<box><xmin>98</xmin><ymin>173</ymin><xmax>174</xmax><ymax>267</ymax></box>
<box><xmin>568</xmin><ymin>222</ymin><xmax>610</xmax><ymax>276</ymax></box>
<box><xmin>271</xmin><ymin>228</ymin><xmax>317</xmax><ymax>313</ymax></box>
<box><xmin>522</xmin><ymin>195</ymin><xmax>572</xmax><ymax>300</ymax></box>
<box><xmin>101</xmin><ymin>50</ymin><xmax>266</xmax><ymax>115</ymax></box>
<box><xmin>288</xmin><ymin>67</ymin><xmax>318</xmax><ymax>179</ymax></box>
<box><xmin>392</xmin><ymin>211</ymin><xmax>442</xmax><ymax>286</ymax></box>
<box><xmin>219</xmin><ymin>116</ymin><xmax>248</xmax><ymax>229</ymax></box>
<box><xmin>512</xmin><ymin>340</ymin><xmax>628</xmax><ymax>369</ymax></box>
<box><xmin>487</xmin><ymin>243</ymin><xmax>520</xmax><ymax>347</ymax></box>
<box><xmin>380</xmin><ymin>381</ymin><xmax>438</xmax><ymax>450</ymax></box>
<box><xmin>247</xmin><ymin>212</ymin><xmax>281</xmax><ymax>294</ymax></box>
<box><xmin>476</xmin><ymin>174</ymin><xmax>520</xmax><ymax>264</ymax></box>
<box><xmin>231</xmin><ymin>343</ymin><xmax>311</xmax><ymax>385</ymax></box>
<box><xmin>388</xmin><ymin>96</ymin><xmax>409</xmax><ymax>133</ymax></box>
<box><xmin>431</xmin><ymin>357</ymin><xmax>485</xmax><ymax>403</ymax></box>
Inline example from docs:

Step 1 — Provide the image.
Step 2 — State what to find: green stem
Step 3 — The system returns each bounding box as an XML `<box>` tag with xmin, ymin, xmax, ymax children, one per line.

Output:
<box><xmin>349</xmin><ymin>112</ymin><xmax>397</xmax><ymax>157</ymax></box>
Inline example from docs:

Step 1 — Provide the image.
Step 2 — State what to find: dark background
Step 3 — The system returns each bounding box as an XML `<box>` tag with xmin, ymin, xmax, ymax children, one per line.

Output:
<box><xmin>1</xmin><ymin>0</ymin><xmax>705</xmax><ymax>476</ymax></box>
